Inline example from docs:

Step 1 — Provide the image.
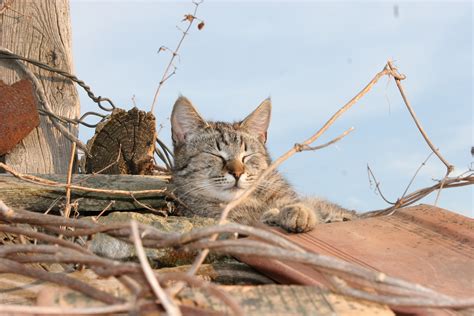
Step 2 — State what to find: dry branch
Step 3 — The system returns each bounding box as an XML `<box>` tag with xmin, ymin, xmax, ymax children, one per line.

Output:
<box><xmin>150</xmin><ymin>0</ymin><xmax>203</xmax><ymax>113</ymax></box>
<box><xmin>0</xmin><ymin>258</ymin><xmax>123</xmax><ymax>305</ymax></box>
<box><xmin>1</xmin><ymin>201</ymin><xmax>472</xmax><ymax>311</ymax></box>
<box><xmin>131</xmin><ymin>220</ymin><xmax>182</xmax><ymax>316</ymax></box>
<box><xmin>386</xmin><ymin>61</ymin><xmax>454</xmax><ymax>173</ymax></box>
<box><xmin>367</xmin><ymin>165</ymin><xmax>396</xmax><ymax>205</ymax></box>
<box><xmin>63</xmin><ymin>141</ymin><xmax>76</xmax><ymax>221</ymax></box>
<box><xmin>362</xmin><ymin>172</ymin><xmax>473</xmax><ymax>217</ymax></box>
<box><xmin>0</xmin><ymin>303</ymin><xmax>134</xmax><ymax>315</ymax></box>
<box><xmin>181</xmin><ymin>62</ymin><xmax>394</xmax><ymax>285</ymax></box>
<box><xmin>384</xmin><ymin>61</ymin><xmax>458</xmax><ymax>208</ymax></box>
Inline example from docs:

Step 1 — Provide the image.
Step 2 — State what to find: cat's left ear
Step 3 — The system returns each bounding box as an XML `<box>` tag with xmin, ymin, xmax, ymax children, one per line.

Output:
<box><xmin>171</xmin><ymin>96</ymin><xmax>207</xmax><ymax>144</ymax></box>
<box><xmin>240</xmin><ymin>98</ymin><xmax>271</xmax><ymax>143</ymax></box>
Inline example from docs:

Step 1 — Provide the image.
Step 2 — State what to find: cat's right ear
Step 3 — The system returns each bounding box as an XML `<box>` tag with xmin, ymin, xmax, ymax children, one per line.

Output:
<box><xmin>171</xmin><ymin>96</ymin><xmax>206</xmax><ymax>144</ymax></box>
<box><xmin>240</xmin><ymin>98</ymin><xmax>272</xmax><ymax>143</ymax></box>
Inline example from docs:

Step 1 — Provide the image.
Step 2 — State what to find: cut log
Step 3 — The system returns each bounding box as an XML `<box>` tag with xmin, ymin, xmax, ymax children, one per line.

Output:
<box><xmin>84</xmin><ymin>108</ymin><xmax>157</xmax><ymax>175</ymax></box>
<box><xmin>0</xmin><ymin>174</ymin><xmax>170</xmax><ymax>213</ymax></box>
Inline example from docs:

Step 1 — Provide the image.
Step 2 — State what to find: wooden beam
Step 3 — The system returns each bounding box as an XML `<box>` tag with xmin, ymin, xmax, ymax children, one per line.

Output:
<box><xmin>0</xmin><ymin>174</ymin><xmax>170</xmax><ymax>213</ymax></box>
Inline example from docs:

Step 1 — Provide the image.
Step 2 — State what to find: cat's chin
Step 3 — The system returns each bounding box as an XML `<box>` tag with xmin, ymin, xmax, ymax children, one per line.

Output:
<box><xmin>210</xmin><ymin>187</ymin><xmax>245</xmax><ymax>202</ymax></box>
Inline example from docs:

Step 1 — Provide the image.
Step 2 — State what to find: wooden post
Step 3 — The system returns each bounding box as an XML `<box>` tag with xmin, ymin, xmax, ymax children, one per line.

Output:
<box><xmin>0</xmin><ymin>0</ymin><xmax>79</xmax><ymax>173</ymax></box>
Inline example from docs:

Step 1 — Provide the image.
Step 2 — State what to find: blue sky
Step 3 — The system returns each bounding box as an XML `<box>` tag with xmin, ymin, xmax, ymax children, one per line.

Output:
<box><xmin>70</xmin><ymin>1</ymin><xmax>473</xmax><ymax>217</ymax></box>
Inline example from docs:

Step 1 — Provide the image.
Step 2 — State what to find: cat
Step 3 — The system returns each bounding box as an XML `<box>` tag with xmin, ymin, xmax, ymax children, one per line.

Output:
<box><xmin>170</xmin><ymin>96</ymin><xmax>357</xmax><ymax>233</ymax></box>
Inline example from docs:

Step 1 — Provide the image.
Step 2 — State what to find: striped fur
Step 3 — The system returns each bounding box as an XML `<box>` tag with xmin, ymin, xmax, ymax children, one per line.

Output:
<box><xmin>170</xmin><ymin>96</ymin><xmax>356</xmax><ymax>233</ymax></box>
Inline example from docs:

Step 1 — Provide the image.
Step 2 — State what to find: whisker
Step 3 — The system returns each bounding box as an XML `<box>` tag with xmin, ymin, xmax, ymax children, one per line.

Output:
<box><xmin>177</xmin><ymin>183</ymin><xmax>217</xmax><ymax>200</ymax></box>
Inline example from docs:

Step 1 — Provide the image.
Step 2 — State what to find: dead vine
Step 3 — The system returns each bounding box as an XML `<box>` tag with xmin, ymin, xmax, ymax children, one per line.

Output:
<box><xmin>0</xmin><ymin>201</ymin><xmax>472</xmax><ymax>315</ymax></box>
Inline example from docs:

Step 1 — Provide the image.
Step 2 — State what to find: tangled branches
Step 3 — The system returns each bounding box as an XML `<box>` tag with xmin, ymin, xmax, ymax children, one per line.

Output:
<box><xmin>0</xmin><ymin>201</ymin><xmax>473</xmax><ymax>315</ymax></box>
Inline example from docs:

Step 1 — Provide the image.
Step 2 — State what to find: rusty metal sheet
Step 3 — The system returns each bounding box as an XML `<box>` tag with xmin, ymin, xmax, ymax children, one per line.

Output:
<box><xmin>0</xmin><ymin>79</ymin><xmax>40</xmax><ymax>155</ymax></box>
<box><xmin>239</xmin><ymin>204</ymin><xmax>474</xmax><ymax>315</ymax></box>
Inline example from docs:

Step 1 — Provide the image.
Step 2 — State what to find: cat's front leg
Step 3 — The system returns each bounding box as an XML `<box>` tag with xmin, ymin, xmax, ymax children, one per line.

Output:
<box><xmin>261</xmin><ymin>203</ymin><xmax>321</xmax><ymax>233</ymax></box>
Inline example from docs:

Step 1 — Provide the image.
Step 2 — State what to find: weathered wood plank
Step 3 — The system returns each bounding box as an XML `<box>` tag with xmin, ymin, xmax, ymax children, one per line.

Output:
<box><xmin>180</xmin><ymin>285</ymin><xmax>394</xmax><ymax>316</ymax></box>
<box><xmin>0</xmin><ymin>0</ymin><xmax>80</xmax><ymax>173</ymax></box>
<box><xmin>0</xmin><ymin>174</ymin><xmax>170</xmax><ymax>212</ymax></box>
<box><xmin>0</xmin><ymin>270</ymin><xmax>394</xmax><ymax>315</ymax></box>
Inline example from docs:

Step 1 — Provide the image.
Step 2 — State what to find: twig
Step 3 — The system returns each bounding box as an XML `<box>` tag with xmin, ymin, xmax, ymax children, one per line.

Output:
<box><xmin>387</xmin><ymin>61</ymin><xmax>454</xmax><ymax>174</ymax></box>
<box><xmin>156</xmin><ymin>136</ymin><xmax>174</xmax><ymax>170</ymax></box>
<box><xmin>0</xmin><ymin>258</ymin><xmax>123</xmax><ymax>305</ymax></box>
<box><xmin>329</xmin><ymin>276</ymin><xmax>473</xmax><ymax>308</ymax></box>
<box><xmin>183</xmin><ymin>63</ymin><xmax>391</xmax><ymax>282</ymax></box>
<box><xmin>44</xmin><ymin>196</ymin><xmax>63</xmax><ymax>215</ymax></box>
<box><xmin>150</xmin><ymin>0</ymin><xmax>203</xmax><ymax>113</ymax></box>
<box><xmin>0</xmin><ymin>225</ymin><xmax>90</xmax><ymax>254</ymax></box>
<box><xmin>0</xmin><ymin>303</ymin><xmax>134</xmax><ymax>315</ymax></box>
<box><xmin>131</xmin><ymin>193</ymin><xmax>167</xmax><ymax>216</ymax></box>
<box><xmin>434</xmin><ymin>169</ymin><xmax>450</xmax><ymax>206</ymax></box>
<box><xmin>294</xmin><ymin>127</ymin><xmax>354</xmax><ymax>152</ymax></box>
<box><xmin>400</xmin><ymin>152</ymin><xmax>435</xmax><ymax>199</ymax></box>
<box><xmin>130</xmin><ymin>220</ymin><xmax>182</xmax><ymax>316</ymax></box>
<box><xmin>361</xmin><ymin>173</ymin><xmax>473</xmax><ymax>218</ymax></box>
<box><xmin>221</xmin><ymin>66</ymin><xmax>389</xmax><ymax>227</ymax></box>
<box><xmin>92</xmin><ymin>200</ymin><xmax>115</xmax><ymax>222</ymax></box>
<box><xmin>63</xmin><ymin>142</ymin><xmax>76</xmax><ymax>221</ymax></box>
<box><xmin>367</xmin><ymin>165</ymin><xmax>396</xmax><ymax>205</ymax></box>
<box><xmin>386</xmin><ymin>60</ymin><xmax>457</xmax><ymax>210</ymax></box>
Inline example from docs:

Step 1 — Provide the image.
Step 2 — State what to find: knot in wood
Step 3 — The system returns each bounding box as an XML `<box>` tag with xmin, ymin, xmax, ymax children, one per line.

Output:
<box><xmin>390</xmin><ymin>69</ymin><xmax>406</xmax><ymax>80</ymax></box>
<box><xmin>294</xmin><ymin>143</ymin><xmax>305</xmax><ymax>152</ymax></box>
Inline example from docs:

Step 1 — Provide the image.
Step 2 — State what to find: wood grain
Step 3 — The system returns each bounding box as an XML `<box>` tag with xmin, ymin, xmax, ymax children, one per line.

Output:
<box><xmin>0</xmin><ymin>174</ymin><xmax>170</xmax><ymax>212</ymax></box>
<box><xmin>0</xmin><ymin>0</ymin><xmax>80</xmax><ymax>173</ymax></box>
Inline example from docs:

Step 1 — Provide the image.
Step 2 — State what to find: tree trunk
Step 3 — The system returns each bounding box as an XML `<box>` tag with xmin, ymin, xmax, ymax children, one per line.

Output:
<box><xmin>0</xmin><ymin>174</ymin><xmax>170</xmax><ymax>213</ymax></box>
<box><xmin>0</xmin><ymin>0</ymin><xmax>79</xmax><ymax>173</ymax></box>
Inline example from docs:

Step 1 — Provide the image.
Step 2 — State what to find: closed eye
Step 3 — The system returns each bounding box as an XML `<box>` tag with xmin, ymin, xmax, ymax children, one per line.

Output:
<box><xmin>203</xmin><ymin>151</ymin><xmax>226</xmax><ymax>163</ymax></box>
<box><xmin>242</xmin><ymin>153</ymin><xmax>259</xmax><ymax>163</ymax></box>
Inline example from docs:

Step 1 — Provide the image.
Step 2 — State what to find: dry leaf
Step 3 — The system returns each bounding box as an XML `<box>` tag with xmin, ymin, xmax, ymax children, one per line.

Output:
<box><xmin>183</xmin><ymin>14</ymin><xmax>195</xmax><ymax>22</ymax></box>
<box><xmin>197</xmin><ymin>21</ymin><xmax>205</xmax><ymax>30</ymax></box>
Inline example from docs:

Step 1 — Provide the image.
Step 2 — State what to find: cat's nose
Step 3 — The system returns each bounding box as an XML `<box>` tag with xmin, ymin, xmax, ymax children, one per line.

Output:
<box><xmin>229</xmin><ymin>169</ymin><xmax>243</xmax><ymax>180</ymax></box>
<box><xmin>226</xmin><ymin>159</ymin><xmax>245</xmax><ymax>180</ymax></box>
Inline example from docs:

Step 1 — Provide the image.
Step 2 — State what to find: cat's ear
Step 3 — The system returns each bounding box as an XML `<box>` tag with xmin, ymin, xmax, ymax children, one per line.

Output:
<box><xmin>171</xmin><ymin>96</ymin><xmax>207</xmax><ymax>144</ymax></box>
<box><xmin>240</xmin><ymin>98</ymin><xmax>271</xmax><ymax>143</ymax></box>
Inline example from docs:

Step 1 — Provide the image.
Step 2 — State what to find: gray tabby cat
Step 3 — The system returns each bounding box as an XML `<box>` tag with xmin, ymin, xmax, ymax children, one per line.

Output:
<box><xmin>170</xmin><ymin>96</ymin><xmax>356</xmax><ymax>233</ymax></box>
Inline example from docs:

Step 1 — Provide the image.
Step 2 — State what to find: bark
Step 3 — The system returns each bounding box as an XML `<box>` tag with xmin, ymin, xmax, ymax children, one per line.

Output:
<box><xmin>0</xmin><ymin>0</ymin><xmax>79</xmax><ymax>173</ymax></box>
<box><xmin>0</xmin><ymin>174</ymin><xmax>170</xmax><ymax>212</ymax></box>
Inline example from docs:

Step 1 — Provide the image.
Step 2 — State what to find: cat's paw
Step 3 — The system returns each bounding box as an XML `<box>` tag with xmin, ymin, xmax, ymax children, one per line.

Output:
<box><xmin>279</xmin><ymin>203</ymin><xmax>318</xmax><ymax>233</ymax></box>
<box><xmin>261</xmin><ymin>208</ymin><xmax>281</xmax><ymax>226</ymax></box>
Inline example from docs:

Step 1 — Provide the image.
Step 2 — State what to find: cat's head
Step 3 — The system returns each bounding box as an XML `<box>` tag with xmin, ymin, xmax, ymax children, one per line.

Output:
<box><xmin>171</xmin><ymin>96</ymin><xmax>272</xmax><ymax>202</ymax></box>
